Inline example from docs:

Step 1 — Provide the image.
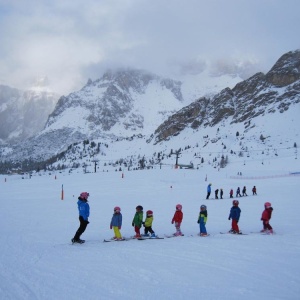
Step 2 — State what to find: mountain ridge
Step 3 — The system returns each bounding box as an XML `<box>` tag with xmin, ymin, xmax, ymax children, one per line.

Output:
<box><xmin>0</xmin><ymin>50</ymin><xmax>299</xmax><ymax>173</ymax></box>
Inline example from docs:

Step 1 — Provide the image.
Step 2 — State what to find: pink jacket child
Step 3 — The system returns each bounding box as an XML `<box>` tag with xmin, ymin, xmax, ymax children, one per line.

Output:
<box><xmin>261</xmin><ymin>202</ymin><xmax>274</xmax><ymax>234</ymax></box>
<box><xmin>172</xmin><ymin>204</ymin><xmax>183</xmax><ymax>236</ymax></box>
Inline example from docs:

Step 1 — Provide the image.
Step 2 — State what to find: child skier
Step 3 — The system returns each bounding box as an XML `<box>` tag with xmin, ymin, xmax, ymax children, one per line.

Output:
<box><xmin>215</xmin><ymin>189</ymin><xmax>219</xmax><ymax>199</ymax></box>
<box><xmin>229</xmin><ymin>189</ymin><xmax>233</xmax><ymax>198</ymax></box>
<box><xmin>261</xmin><ymin>202</ymin><xmax>274</xmax><ymax>234</ymax></box>
<box><xmin>132</xmin><ymin>205</ymin><xmax>143</xmax><ymax>238</ymax></box>
<box><xmin>236</xmin><ymin>187</ymin><xmax>242</xmax><ymax>197</ymax></box>
<box><xmin>171</xmin><ymin>204</ymin><xmax>183</xmax><ymax>236</ymax></box>
<box><xmin>252</xmin><ymin>186</ymin><xmax>257</xmax><ymax>195</ymax></box>
<box><xmin>220</xmin><ymin>188</ymin><xmax>224</xmax><ymax>199</ymax></box>
<box><xmin>72</xmin><ymin>192</ymin><xmax>90</xmax><ymax>244</ymax></box>
<box><xmin>197</xmin><ymin>205</ymin><xmax>208</xmax><ymax>236</ymax></box>
<box><xmin>242</xmin><ymin>186</ymin><xmax>247</xmax><ymax>196</ymax></box>
<box><xmin>142</xmin><ymin>210</ymin><xmax>156</xmax><ymax>238</ymax></box>
<box><xmin>110</xmin><ymin>206</ymin><xmax>123</xmax><ymax>240</ymax></box>
<box><xmin>228</xmin><ymin>200</ymin><xmax>241</xmax><ymax>234</ymax></box>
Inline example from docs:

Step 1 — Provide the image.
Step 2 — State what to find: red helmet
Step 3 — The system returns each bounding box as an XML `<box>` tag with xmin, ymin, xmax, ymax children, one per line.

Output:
<box><xmin>114</xmin><ymin>206</ymin><xmax>121</xmax><ymax>212</ymax></box>
<box><xmin>146</xmin><ymin>210</ymin><xmax>153</xmax><ymax>216</ymax></box>
<box><xmin>176</xmin><ymin>204</ymin><xmax>182</xmax><ymax>210</ymax></box>
<box><xmin>232</xmin><ymin>200</ymin><xmax>239</xmax><ymax>206</ymax></box>
<box><xmin>80</xmin><ymin>192</ymin><xmax>89</xmax><ymax>200</ymax></box>
<box><xmin>264</xmin><ymin>202</ymin><xmax>271</xmax><ymax>208</ymax></box>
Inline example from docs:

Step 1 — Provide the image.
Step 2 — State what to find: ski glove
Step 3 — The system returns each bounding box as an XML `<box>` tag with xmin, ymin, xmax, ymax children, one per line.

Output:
<box><xmin>118</xmin><ymin>226</ymin><xmax>121</xmax><ymax>229</ymax></box>
<box><xmin>132</xmin><ymin>222</ymin><xmax>134</xmax><ymax>227</ymax></box>
<box><xmin>110</xmin><ymin>225</ymin><xmax>112</xmax><ymax>229</ymax></box>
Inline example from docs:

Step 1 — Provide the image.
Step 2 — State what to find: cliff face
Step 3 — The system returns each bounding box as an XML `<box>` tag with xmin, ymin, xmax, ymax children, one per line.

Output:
<box><xmin>152</xmin><ymin>50</ymin><xmax>300</xmax><ymax>144</ymax></box>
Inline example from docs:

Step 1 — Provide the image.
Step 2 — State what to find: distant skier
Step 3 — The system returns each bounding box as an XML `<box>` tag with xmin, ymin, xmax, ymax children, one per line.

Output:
<box><xmin>236</xmin><ymin>187</ymin><xmax>242</xmax><ymax>197</ymax></box>
<box><xmin>72</xmin><ymin>192</ymin><xmax>90</xmax><ymax>244</ymax></box>
<box><xmin>252</xmin><ymin>186</ymin><xmax>257</xmax><ymax>195</ymax></box>
<box><xmin>242</xmin><ymin>186</ymin><xmax>247</xmax><ymax>196</ymax></box>
<box><xmin>215</xmin><ymin>189</ymin><xmax>219</xmax><ymax>199</ymax></box>
<box><xmin>229</xmin><ymin>189</ymin><xmax>233</xmax><ymax>198</ymax></box>
<box><xmin>206</xmin><ymin>183</ymin><xmax>212</xmax><ymax>199</ymax></box>
<box><xmin>220</xmin><ymin>188</ymin><xmax>224</xmax><ymax>199</ymax></box>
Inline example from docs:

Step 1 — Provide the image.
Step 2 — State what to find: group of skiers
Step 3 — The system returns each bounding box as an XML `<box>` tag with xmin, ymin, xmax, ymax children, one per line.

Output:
<box><xmin>71</xmin><ymin>191</ymin><xmax>274</xmax><ymax>243</ymax></box>
<box><xmin>206</xmin><ymin>183</ymin><xmax>257</xmax><ymax>200</ymax></box>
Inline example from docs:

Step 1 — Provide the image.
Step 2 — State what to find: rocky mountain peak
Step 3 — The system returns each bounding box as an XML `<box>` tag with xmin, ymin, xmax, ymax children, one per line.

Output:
<box><xmin>151</xmin><ymin>50</ymin><xmax>300</xmax><ymax>144</ymax></box>
<box><xmin>266</xmin><ymin>50</ymin><xmax>300</xmax><ymax>86</ymax></box>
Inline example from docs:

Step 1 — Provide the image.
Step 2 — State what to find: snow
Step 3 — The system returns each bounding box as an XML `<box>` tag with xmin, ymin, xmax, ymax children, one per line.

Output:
<box><xmin>1</xmin><ymin>156</ymin><xmax>300</xmax><ymax>300</ymax></box>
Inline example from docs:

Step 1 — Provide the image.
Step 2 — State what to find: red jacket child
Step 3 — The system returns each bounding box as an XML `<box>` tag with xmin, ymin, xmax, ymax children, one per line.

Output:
<box><xmin>261</xmin><ymin>202</ymin><xmax>273</xmax><ymax>233</ymax></box>
<box><xmin>171</xmin><ymin>204</ymin><xmax>183</xmax><ymax>236</ymax></box>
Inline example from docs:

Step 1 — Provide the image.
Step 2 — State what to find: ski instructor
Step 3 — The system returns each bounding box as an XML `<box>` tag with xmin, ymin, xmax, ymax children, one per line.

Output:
<box><xmin>72</xmin><ymin>192</ymin><xmax>90</xmax><ymax>244</ymax></box>
<box><xmin>206</xmin><ymin>183</ymin><xmax>212</xmax><ymax>200</ymax></box>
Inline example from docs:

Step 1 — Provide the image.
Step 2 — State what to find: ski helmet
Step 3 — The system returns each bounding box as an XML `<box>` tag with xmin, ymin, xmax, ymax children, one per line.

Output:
<box><xmin>200</xmin><ymin>205</ymin><xmax>207</xmax><ymax>210</ymax></box>
<box><xmin>136</xmin><ymin>205</ymin><xmax>143</xmax><ymax>211</ymax></box>
<box><xmin>232</xmin><ymin>199</ymin><xmax>239</xmax><ymax>206</ymax></box>
<box><xmin>80</xmin><ymin>192</ymin><xmax>89</xmax><ymax>200</ymax></box>
<box><xmin>146</xmin><ymin>210</ymin><xmax>153</xmax><ymax>216</ymax></box>
<box><xmin>264</xmin><ymin>202</ymin><xmax>272</xmax><ymax>208</ymax></box>
<box><xmin>114</xmin><ymin>206</ymin><xmax>121</xmax><ymax>212</ymax></box>
<box><xmin>176</xmin><ymin>204</ymin><xmax>182</xmax><ymax>210</ymax></box>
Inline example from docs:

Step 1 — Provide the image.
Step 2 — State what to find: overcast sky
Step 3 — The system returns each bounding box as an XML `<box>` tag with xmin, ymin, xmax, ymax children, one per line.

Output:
<box><xmin>0</xmin><ymin>0</ymin><xmax>299</xmax><ymax>95</ymax></box>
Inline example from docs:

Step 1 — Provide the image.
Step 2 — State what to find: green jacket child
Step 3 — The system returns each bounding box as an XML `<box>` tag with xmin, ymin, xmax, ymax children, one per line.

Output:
<box><xmin>132</xmin><ymin>205</ymin><xmax>143</xmax><ymax>238</ymax></box>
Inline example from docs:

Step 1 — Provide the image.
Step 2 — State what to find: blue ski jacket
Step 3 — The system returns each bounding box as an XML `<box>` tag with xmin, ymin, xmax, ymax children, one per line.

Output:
<box><xmin>229</xmin><ymin>206</ymin><xmax>241</xmax><ymax>221</ymax></box>
<box><xmin>110</xmin><ymin>213</ymin><xmax>122</xmax><ymax>227</ymax></box>
<box><xmin>77</xmin><ymin>199</ymin><xmax>90</xmax><ymax>221</ymax></box>
<box><xmin>207</xmin><ymin>184</ymin><xmax>211</xmax><ymax>193</ymax></box>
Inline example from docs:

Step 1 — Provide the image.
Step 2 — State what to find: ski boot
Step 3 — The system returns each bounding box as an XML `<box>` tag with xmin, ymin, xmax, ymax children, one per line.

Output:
<box><xmin>71</xmin><ymin>238</ymin><xmax>85</xmax><ymax>244</ymax></box>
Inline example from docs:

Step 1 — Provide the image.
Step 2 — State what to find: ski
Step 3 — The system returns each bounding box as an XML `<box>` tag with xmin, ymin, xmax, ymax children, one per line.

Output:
<box><xmin>250</xmin><ymin>231</ymin><xmax>275</xmax><ymax>235</ymax></box>
<box><xmin>137</xmin><ymin>237</ymin><xmax>164</xmax><ymax>240</ymax></box>
<box><xmin>164</xmin><ymin>234</ymin><xmax>185</xmax><ymax>238</ymax></box>
<box><xmin>220</xmin><ymin>232</ymin><xmax>248</xmax><ymax>235</ymax></box>
<box><xmin>103</xmin><ymin>238</ymin><xmax>128</xmax><ymax>242</ymax></box>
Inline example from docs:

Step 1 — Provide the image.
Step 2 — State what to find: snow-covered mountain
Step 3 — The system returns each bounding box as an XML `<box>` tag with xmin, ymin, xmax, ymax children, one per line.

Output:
<box><xmin>45</xmin><ymin>69</ymin><xmax>185</xmax><ymax>137</ymax></box>
<box><xmin>151</xmin><ymin>50</ymin><xmax>300</xmax><ymax>144</ymax></box>
<box><xmin>0</xmin><ymin>50</ymin><xmax>299</xmax><ymax>173</ymax></box>
<box><xmin>0</xmin><ymin>77</ymin><xmax>59</xmax><ymax>144</ymax></box>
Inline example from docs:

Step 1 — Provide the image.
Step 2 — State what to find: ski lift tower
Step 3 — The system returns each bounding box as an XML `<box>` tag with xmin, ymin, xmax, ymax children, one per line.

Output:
<box><xmin>91</xmin><ymin>159</ymin><xmax>99</xmax><ymax>173</ymax></box>
<box><xmin>171</xmin><ymin>150</ymin><xmax>181</xmax><ymax>168</ymax></box>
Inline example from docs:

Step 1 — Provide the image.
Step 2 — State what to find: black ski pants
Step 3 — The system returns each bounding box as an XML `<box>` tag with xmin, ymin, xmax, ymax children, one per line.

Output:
<box><xmin>74</xmin><ymin>216</ymin><xmax>89</xmax><ymax>240</ymax></box>
<box><xmin>144</xmin><ymin>226</ymin><xmax>154</xmax><ymax>235</ymax></box>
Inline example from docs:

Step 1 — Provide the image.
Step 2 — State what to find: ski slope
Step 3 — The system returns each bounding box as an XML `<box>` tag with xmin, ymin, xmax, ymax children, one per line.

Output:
<box><xmin>1</xmin><ymin>158</ymin><xmax>299</xmax><ymax>300</ymax></box>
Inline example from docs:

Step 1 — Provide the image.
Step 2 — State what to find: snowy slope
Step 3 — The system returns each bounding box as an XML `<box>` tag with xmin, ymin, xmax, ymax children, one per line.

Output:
<box><xmin>1</xmin><ymin>156</ymin><xmax>299</xmax><ymax>300</ymax></box>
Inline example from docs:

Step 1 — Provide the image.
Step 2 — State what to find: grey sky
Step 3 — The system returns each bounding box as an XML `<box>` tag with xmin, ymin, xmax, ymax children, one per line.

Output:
<box><xmin>0</xmin><ymin>0</ymin><xmax>299</xmax><ymax>94</ymax></box>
